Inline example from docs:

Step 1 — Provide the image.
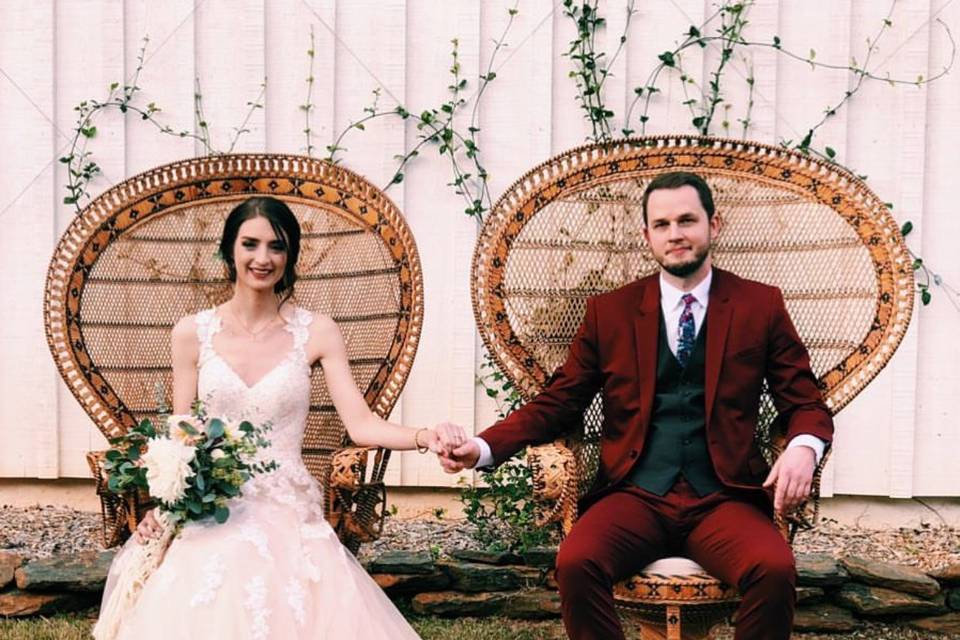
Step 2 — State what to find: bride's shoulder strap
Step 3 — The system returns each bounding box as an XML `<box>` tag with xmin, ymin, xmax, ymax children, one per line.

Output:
<box><xmin>285</xmin><ymin>307</ymin><xmax>314</xmax><ymax>356</ymax></box>
<box><xmin>194</xmin><ymin>308</ymin><xmax>220</xmax><ymax>365</ymax></box>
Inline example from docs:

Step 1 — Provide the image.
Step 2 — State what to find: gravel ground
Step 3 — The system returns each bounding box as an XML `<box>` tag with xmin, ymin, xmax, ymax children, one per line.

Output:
<box><xmin>2</xmin><ymin>504</ymin><xmax>958</xmax><ymax>570</ymax></box>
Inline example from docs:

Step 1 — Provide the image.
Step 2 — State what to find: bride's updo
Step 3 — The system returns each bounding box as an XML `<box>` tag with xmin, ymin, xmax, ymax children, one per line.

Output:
<box><xmin>219</xmin><ymin>196</ymin><xmax>302</xmax><ymax>304</ymax></box>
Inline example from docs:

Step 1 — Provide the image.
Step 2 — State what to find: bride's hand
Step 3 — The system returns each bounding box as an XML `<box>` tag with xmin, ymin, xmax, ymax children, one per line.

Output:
<box><xmin>431</xmin><ymin>421</ymin><xmax>468</xmax><ymax>456</ymax></box>
<box><xmin>133</xmin><ymin>508</ymin><xmax>162</xmax><ymax>544</ymax></box>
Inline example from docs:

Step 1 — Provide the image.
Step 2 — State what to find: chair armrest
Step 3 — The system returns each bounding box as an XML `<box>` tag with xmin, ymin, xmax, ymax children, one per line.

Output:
<box><xmin>86</xmin><ymin>450</ymin><xmax>153</xmax><ymax>548</ymax></box>
<box><xmin>329</xmin><ymin>446</ymin><xmax>370</xmax><ymax>490</ymax></box>
<box><xmin>526</xmin><ymin>441</ymin><xmax>579</xmax><ymax>537</ymax></box>
<box><xmin>325</xmin><ymin>446</ymin><xmax>387</xmax><ymax>554</ymax></box>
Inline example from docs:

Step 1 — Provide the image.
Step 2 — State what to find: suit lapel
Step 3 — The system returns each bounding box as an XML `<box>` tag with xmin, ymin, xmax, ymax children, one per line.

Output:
<box><xmin>705</xmin><ymin>268</ymin><xmax>733</xmax><ymax>428</ymax></box>
<box><xmin>633</xmin><ymin>276</ymin><xmax>660</xmax><ymax>428</ymax></box>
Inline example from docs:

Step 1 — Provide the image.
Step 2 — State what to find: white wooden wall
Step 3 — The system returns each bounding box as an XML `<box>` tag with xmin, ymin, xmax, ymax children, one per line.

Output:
<box><xmin>1</xmin><ymin>0</ymin><xmax>958</xmax><ymax>497</ymax></box>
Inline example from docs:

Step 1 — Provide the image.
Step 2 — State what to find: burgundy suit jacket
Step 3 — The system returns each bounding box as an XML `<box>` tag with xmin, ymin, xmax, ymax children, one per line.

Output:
<box><xmin>479</xmin><ymin>268</ymin><xmax>834</xmax><ymax>502</ymax></box>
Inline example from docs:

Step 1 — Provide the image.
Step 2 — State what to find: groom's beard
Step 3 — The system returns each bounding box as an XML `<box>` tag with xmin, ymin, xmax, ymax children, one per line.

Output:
<box><xmin>656</xmin><ymin>241</ymin><xmax>711</xmax><ymax>278</ymax></box>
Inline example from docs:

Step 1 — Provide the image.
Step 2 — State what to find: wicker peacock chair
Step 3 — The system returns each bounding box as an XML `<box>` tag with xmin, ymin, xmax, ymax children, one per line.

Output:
<box><xmin>44</xmin><ymin>154</ymin><xmax>423</xmax><ymax>555</ymax></box>
<box><xmin>471</xmin><ymin>135</ymin><xmax>914</xmax><ymax>639</ymax></box>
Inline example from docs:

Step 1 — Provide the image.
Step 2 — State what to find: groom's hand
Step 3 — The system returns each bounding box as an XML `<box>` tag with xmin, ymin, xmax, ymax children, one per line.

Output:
<box><xmin>439</xmin><ymin>440</ymin><xmax>481</xmax><ymax>474</ymax></box>
<box><xmin>763</xmin><ymin>445</ymin><xmax>816</xmax><ymax>515</ymax></box>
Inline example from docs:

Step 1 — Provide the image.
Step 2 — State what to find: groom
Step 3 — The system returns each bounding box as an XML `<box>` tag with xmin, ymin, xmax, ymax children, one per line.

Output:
<box><xmin>439</xmin><ymin>171</ymin><xmax>833</xmax><ymax>640</ymax></box>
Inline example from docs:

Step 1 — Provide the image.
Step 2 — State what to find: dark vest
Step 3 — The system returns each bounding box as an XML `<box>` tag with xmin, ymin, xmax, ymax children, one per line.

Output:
<box><xmin>628</xmin><ymin>311</ymin><xmax>722</xmax><ymax>496</ymax></box>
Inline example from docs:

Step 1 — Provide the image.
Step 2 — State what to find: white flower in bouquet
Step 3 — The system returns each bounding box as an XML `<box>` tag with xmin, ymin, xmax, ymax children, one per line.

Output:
<box><xmin>141</xmin><ymin>436</ymin><xmax>197</xmax><ymax>504</ymax></box>
<box><xmin>167</xmin><ymin>414</ymin><xmax>204</xmax><ymax>444</ymax></box>
<box><xmin>222</xmin><ymin>419</ymin><xmax>243</xmax><ymax>441</ymax></box>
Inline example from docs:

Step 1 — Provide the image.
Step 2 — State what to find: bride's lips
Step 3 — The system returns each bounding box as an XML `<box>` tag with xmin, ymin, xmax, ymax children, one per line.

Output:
<box><xmin>248</xmin><ymin>267</ymin><xmax>274</xmax><ymax>279</ymax></box>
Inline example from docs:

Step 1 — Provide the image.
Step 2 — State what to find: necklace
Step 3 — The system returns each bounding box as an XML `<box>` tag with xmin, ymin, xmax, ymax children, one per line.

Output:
<box><xmin>226</xmin><ymin>305</ymin><xmax>281</xmax><ymax>341</ymax></box>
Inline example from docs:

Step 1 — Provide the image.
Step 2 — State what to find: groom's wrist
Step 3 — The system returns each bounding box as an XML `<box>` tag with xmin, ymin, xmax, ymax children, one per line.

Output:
<box><xmin>472</xmin><ymin>436</ymin><xmax>495</xmax><ymax>469</ymax></box>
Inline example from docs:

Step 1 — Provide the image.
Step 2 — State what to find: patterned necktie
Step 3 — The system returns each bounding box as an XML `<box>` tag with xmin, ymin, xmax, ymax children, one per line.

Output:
<box><xmin>676</xmin><ymin>293</ymin><xmax>697</xmax><ymax>367</ymax></box>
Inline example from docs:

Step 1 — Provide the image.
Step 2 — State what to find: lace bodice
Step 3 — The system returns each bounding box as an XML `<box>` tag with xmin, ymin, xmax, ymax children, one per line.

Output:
<box><xmin>194</xmin><ymin>307</ymin><xmax>324</xmax><ymax>518</ymax></box>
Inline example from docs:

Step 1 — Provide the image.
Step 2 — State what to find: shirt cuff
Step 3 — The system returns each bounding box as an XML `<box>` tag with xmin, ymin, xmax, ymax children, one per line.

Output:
<box><xmin>472</xmin><ymin>436</ymin><xmax>495</xmax><ymax>469</ymax></box>
<box><xmin>787</xmin><ymin>434</ymin><xmax>826</xmax><ymax>465</ymax></box>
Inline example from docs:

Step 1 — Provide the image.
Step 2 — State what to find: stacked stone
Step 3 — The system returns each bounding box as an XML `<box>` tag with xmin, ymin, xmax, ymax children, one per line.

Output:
<box><xmin>0</xmin><ymin>549</ymin><xmax>112</xmax><ymax>617</ymax></box>
<box><xmin>3</xmin><ymin>545</ymin><xmax>960</xmax><ymax>635</ymax></box>
<box><xmin>366</xmin><ymin>547</ymin><xmax>561</xmax><ymax>619</ymax></box>
<box><xmin>367</xmin><ymin>548</ymin><xmax>960</xmax><ymax>634</ymax></box>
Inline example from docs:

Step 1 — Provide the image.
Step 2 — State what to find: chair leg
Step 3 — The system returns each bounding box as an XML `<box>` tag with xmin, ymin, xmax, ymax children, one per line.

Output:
<box><xmin>636</xmin><ymin>607</ymin><xmax>718</xmax><ymax>640</ymax></box>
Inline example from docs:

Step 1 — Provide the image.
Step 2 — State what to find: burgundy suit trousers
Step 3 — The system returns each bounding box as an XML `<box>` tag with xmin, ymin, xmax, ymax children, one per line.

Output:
<box><xmin>554</xmin><ymin>477</ymin><xmax>795</xmax><ymax>640</ymax></box>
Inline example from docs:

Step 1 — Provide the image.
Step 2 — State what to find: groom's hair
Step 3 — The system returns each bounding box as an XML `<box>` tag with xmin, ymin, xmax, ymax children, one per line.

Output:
<box><xmin>641</xmin><ymin>171</ymin><xmax>716</xmax><ymax>224</ymax></box>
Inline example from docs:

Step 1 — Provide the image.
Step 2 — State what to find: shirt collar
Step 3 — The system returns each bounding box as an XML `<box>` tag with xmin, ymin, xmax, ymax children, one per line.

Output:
<box><xmin>659</xmin><ymin>268</ymin><xmax>713</xmax><ymax>310</ymax></box>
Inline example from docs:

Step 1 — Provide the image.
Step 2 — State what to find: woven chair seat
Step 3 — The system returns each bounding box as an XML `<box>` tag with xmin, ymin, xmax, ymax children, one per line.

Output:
<box><xmin>473</xmin><ymin>135</ymin><xmax>914</xmax><ymax>638</ymax></box>
<box><xmin>45</xmin><ymin>154</ymin><xmax>423</xmax><ymax>553</ymax></box>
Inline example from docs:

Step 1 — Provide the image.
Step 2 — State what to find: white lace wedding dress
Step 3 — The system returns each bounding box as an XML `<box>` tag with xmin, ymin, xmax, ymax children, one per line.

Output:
<box><xmin>100</xmin><ymin>307</ymin><xmax>421</xmax><ymax>640</ymax></box>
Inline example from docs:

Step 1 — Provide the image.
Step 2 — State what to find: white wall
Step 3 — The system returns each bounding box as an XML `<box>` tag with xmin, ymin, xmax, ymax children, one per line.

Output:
<box><xmin>1</xmin><ymin>0</ymin><xmax>958</xmax><ymax>497</ymax></box>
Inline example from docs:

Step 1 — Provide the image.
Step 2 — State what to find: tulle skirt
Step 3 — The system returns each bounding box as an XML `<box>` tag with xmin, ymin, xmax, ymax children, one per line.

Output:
<box><xmin>101</xmin><ymin>491</ymin><xmax>420</xmax><ymax>640</ymax></box>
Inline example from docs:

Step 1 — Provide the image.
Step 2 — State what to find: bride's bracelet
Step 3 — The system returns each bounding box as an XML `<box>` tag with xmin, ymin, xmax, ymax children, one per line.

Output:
<box><xmin>414</xmin><ymin>428</ymin><xmax>430</xmax><ymax>454</ymax></box>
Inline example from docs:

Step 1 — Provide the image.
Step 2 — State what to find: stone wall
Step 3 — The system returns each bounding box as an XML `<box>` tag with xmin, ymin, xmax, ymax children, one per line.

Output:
<box><xmin>2</xmin><ymin>546</ymin><xmax>959</xmax><ymax>635</ymax></box>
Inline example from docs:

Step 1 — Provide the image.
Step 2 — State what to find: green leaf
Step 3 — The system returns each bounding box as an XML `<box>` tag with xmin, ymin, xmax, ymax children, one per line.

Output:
<box><xmin>206</xmin><ymin>419</ymin><xmax>224</xmax><ymax>440</ymax></box>
<box><xmin>773</xmin><ymin>35</ymin><xmax>781</xmax><ymax>48</ymax></box>
<box><xmin>921</xmin><ymin>288</ymin><xmax>932</xmax><ymax>305</ymax></box>
<box><xmin>658</xmin><ymin>51</ymin><xmax>676</xmax><ymax>67</ymax></box>
<box><xmin>825</xmin><ymin>147</ymin><xmax>836</xmax><ymax>159</ymax></box>
<box><xmin>900</xmin><ymin>221</ymin><xmax>912</xmax><ymax>236</ymax></box>
<box><xmin>214</xmin><ymin>506</ymin><xmax>230</xmax><ymax>524</ymax></box>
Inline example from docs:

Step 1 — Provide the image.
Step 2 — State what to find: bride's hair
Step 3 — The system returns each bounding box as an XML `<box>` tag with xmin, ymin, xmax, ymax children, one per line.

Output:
<box><xmin>220</xmin><ymin>196</ymin><xmax>301</xmax><ymax>305</ymax></box>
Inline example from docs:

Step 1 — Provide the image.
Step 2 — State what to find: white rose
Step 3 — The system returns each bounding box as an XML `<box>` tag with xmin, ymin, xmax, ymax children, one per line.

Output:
<box><xmin>210</xmin><ymin>448</ymin><xmax>226</xmax><ymax>461</ymax></box>
<box><xmin>141</xmin><ymin>436</ymin><xmax>197</xmax><ymax>504</ymax></box>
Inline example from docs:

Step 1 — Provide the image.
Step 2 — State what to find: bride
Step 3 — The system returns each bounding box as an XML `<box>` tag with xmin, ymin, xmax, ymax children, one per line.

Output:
<box><xmin>99</xmin><ymin>196</ymin><xmax>465</xmax><ymax>639</ymax></box>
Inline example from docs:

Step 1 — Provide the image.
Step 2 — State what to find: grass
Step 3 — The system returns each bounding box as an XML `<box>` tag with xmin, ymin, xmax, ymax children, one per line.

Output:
<box><xmin>0</xmin><ymin>612</ymin><xmax>567</xmax><ymax>640</ymax></box>
<box><xmin>0</xmin><ymin>610</ymin><xmax>566</xmax><ymax>640</ymax></box>
<box><xmin>1</xmin><ymin>611</ymin><xmax>942</xmax><ymax>639</ymax></box>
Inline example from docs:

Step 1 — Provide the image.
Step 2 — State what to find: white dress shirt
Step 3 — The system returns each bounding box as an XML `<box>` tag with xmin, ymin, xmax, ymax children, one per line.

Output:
<box><xmin>473</xmin><ymin>268</ymin><xmax>824</xmax><ymax>468</ymax></box>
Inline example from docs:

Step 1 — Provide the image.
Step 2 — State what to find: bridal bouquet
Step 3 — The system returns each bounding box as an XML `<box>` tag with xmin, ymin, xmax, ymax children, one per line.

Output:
<box><xmin>93</xmin><ymin>406</ymin><xmax>277</xmax><ymax>640</ymax></box>
<box><xmin>102</xmin><ymin>407</ymin><xmax>277</xmax><ymax>528</ymax></box>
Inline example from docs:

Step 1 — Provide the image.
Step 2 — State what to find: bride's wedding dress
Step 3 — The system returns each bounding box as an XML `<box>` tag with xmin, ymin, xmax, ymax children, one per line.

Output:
<box><xmin>100</xmin><ymin>307</ymin><xmax>420</xmax><ymax>639</ymax></box>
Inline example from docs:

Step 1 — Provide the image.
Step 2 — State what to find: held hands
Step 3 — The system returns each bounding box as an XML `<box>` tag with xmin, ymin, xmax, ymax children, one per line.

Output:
<box><xmin>762</xmin><ymin>445</ymin><xmax>816</xmax><ymax>515</ymax></box>
<box><xmin>421</xmin><ymin>421</ymin><xmax>470</xmax><ymax>457</ymax></box>
<box><xmin>431</xmin><ymin>422</ymin><xmax>480</xmax><ymax>473</ymax></box>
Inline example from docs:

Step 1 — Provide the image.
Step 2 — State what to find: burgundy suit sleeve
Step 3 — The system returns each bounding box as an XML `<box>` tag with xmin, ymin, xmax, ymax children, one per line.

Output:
<box><xmin>765</xmin><ymin>287</ymin><xmax>834</xmax><ymax>445</ymax></box>
<box><xmin>477</xmin><ymin>297</ymin><xmax>604</xmax><ymax>467</ymax></box>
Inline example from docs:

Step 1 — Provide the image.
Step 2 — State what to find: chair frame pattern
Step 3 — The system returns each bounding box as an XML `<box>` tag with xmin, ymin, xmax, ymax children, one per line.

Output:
<box><xmin>44</xmin><ymin>154</ymin><xmax>424</xmax><ymax>552</ymax></box>
<box><xmin>470</xmin><ymin>135</ymin><xmax>914</xmax><ymax>638</ymax></box>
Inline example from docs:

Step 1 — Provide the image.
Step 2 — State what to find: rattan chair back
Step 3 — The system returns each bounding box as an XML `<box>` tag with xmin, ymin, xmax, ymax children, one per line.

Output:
<box><xmin>44</xmin><ymin>154</ymin><xmax>423</xmax><ymax>546</ymax></box>
<box><xmin>472</xmin><ymin>135</ymin><xmax>913</xmax><ymax>509</ymax></box>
